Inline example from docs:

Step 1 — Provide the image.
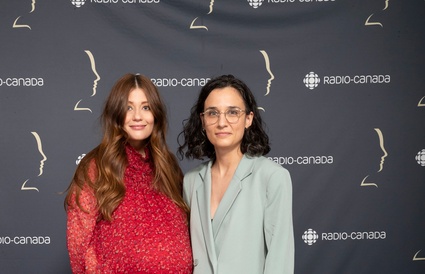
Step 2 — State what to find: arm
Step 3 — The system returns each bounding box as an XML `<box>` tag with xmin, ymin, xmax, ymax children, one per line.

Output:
<box><xmin>263</xmin><ymin>168</ymin><xmax>295</xmax><ymax>274</ymax></box>
<box><xmin>66</xmin><ymin>164</ymin><xmax>100</xmax><ymax>273</ymax></box>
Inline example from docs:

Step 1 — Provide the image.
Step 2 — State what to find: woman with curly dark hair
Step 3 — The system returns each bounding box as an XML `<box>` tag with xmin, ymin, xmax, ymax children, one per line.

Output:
<box><xmin>178</xmin><ymin>74</ymin><xmax>294</xmax><ymax>274</ymax></box>
<box><xmin>65</xmin><ymin>73</ymin><xmax>192</xmax><ymax>273</ymax></box>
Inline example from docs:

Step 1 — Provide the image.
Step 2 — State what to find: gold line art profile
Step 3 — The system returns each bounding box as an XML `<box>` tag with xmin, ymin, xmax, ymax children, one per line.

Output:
<box><xmin>413</xmin><ymin>250</ymin><xmax>425</xmax><ymax>261</ymax></box>
<box><xmin>418</xmin><ymin>96</ymin><xmax>425</xmax><ymax>107</ymax></box>
<box><xmin>360</xmin><ymin>128</ymin><xmax>388</xmax><ymax>188</ymax></box>
<box><xmin>21</xmin><ymin>131</ymin><xmax>47</xmax><ymax>192</ymax></box>
<box><xmin>259</xmin><ymin>50</ymin><xmax>275</xmax><ymax>96</ymax></box>
<box><xmin>13</xmin><ymin>0</ymin><xmax>36</xmax><ymax>30</ymax></box>
<box><xmin>74</xmin><ymin>50</ymin><xmax>101</xmax><ymax>113</ymax></box>
<box><xmin>365</xmin><ymin>0</ymin><xmax>389</xmax><ymax>27</ymax></box>
<box><xmin>189</xmin><ymin>0</ymin><xmax>215</xmax><ymax>30</ymax></box>
<box><xmin>382</xmin><ymin>0</ymin><xmax>389</xmax><ymax>11</ymax></box>
<box><xmin>375</xmin><ymin>128</ymin><xmax>388</xmax><ymax>172</ymax></box>
<box><xmin>190</xmin><ymin>18</ymin><xmax>208</xmax><ymax>31</ymax></box>
<box><xmin>207</xmin><ymin>0</ymin><xmax>214</xmax><ymax>14</ymax></box>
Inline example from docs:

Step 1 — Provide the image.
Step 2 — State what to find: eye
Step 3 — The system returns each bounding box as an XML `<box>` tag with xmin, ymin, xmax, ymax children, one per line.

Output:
<box><xmin>127</xmin><ymin>106</ymin><xmax>133</xmax><ymax>111</ymax></box>
<box><xmin>142</xmin><ymin>105</ymin><xmax>150</xmax><ymax>111</ymax></box>
<box><xmin>207</xmin><ymin>110</ymin><xmax>219</xmax><ymax>117</ymax></box>
<box><xmin>227</xmin><ymin>109</ymin><xmax>240</xmax><ymax>116</ymax></box>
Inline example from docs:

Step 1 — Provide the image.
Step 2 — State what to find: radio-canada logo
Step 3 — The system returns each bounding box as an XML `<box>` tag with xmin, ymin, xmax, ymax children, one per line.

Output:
<box><xmin>303</xmin><ymin>228</ymin><xmax>387</xmax><ymax>245</ymax></box>
<box><xmin>416</xmin><ymin>149</ymin><xmax>425</xmax><ymax>166</ymax></box>
<box><xmin>303</xmin><ymin>72</ymin><xmax>320</xmax><ymax>90</ymax></box>
<box><xmin>302</xmin><ymin>228</ymin><xmax>319</xmax><ymax>245</ymax></box>
<box><xmin>303</xmin><ymin>71</ymin><xmax>390</xmax><ymax>90</ymax></box>
<box><xmin>71</xmin><ymin>0</ymin><xmax>86</xmax><ymax>7</ymax></box>
<box><xmin>247</xmin><ymin>0</ymin><xmax>264</xmax><ymax>9</ymax></box>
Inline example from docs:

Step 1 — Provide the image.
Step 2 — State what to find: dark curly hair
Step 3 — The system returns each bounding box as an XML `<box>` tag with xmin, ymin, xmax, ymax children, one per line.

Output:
<box><xmin>178</xmin><ymin>74</ymin><xmax>270</xmax><ymax>160</ymax></box>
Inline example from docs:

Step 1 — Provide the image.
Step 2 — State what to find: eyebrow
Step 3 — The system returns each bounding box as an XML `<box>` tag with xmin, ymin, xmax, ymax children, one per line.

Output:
<box><xmin>204</xmin><ymin>106</ymin><xmax>241</xmax><ymax>110</ymax></box>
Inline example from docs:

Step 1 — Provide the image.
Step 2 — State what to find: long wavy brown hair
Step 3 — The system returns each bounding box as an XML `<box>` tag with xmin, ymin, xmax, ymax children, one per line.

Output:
<box><xmin>65</xmin><ymin>73</ymin><xmax>187</xmax><ymax>221</ymax></box>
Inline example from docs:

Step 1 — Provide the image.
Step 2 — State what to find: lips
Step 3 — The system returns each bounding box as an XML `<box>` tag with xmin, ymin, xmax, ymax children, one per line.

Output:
<box><xmin>130</xmin><ymin>125</ymin><xmax>146</xmax><ymax>130</ymax></box>
<box><xmin>215</xmin><ymin>132</ymin><xmax>231</xmax><ymax>137</ymax></box>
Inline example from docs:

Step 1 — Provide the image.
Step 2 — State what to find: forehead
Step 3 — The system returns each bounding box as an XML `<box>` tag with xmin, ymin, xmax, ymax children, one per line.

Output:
<box><xmin>128</xmin><ymin>87</ymin><xmax>148</xmax><ymax>102</ymax></box>
<box><xmin>204</xmin><ymin>87</ymin><xmax>244</xmax><ymax>108</ymax></box>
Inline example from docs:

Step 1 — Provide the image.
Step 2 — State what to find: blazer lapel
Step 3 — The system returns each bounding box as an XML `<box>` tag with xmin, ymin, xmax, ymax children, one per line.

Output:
<box><xmin>212</xmin><ymin>155</ymin><xmax>254</xmax><ymax>238</ymax></box>
<box><xmin>195</xmin><ymin>162</ymin><xmax>218</xmax><ymax>267</ymax></box>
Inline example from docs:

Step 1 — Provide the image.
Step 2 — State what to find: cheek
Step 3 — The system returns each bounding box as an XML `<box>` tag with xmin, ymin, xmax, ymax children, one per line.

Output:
<box><xmin>236</xmin><ymin>123</ymin><xmax>247</xmax><ymax>137</ymax></box>
<box><xmin>204</xmin><ymin>127</ymin><xmax>214</xmax><ymax>140</ymax></box>
<box><xmin>147</xmin><ymin>113</ymin><xmax>155</xmax><ymax>124</ymax></box>
<box><xmin>123</xmin><ymin>112</ymin><xmax>131</xmax><ymax>125</ymax></box>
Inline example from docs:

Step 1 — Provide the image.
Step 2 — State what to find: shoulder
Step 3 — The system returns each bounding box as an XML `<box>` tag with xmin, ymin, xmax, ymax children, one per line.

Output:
<box><xmin>73</xmin><ymin>154</ymin><xmax>98</xmax><ymax>187</ymax></box>
<box><xmin>78</xmin><ymin>157</ymin><xmax>98</xmax><ymax>182</ymax></box>
<box><xmin>247</xmin><ymin>156</ymin><xmax>292</xmax><ymax>190</ymax></box>
<box><xmin>250</xmin><ymin>155</ymin><xmax>290</xmax><ymax>176</ymax></box>
<box><xmin>184</xmin><ymin>161</ymin><xmax>210</xmax><ymax>178</ymax></box>
<box><xmin>247</xmin><ymin>157</ymin><xmax>293</xmax><ymax>203</ymax></box>
<box><xmin>183</xmin><ymin>161</ymin><xmax>210</xmax><ymax>190</ymax></box>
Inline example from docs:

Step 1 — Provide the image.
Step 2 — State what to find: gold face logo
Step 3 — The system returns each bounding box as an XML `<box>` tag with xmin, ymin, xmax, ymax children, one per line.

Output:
<box><xmin>360</xmin><ymin>128</ymin><xmax>388</xmax><ymax>188</ymax></box>
<box><xmin>189</xmin><ymin>0</ymin><xmax>215</xmax><ymax>30</ymax></box>
<box><xmin>260</xmin><ymin>50</ymin><xmax>274</xmax><ymax>97</ymax></box>
<box><xmin>413</xmin><ymin>250</ymin><xmax>425</xmax><ymax>261</ymax></box>
<box><xmin>13</xmin><ymin>0</ymin><xmax>36</xmax><ymax>30</ymax></box>
<box><xmin>21</xmin><ymin>132</ymin><xmax>47</xmax><ymax>192</ymax></box>
<box><xmin>256</xmin><ymin>50</ymin><xmax>275</xmax><ymax>113</ymax></box>
<box><xmin>74</xmin><ymin>50</ymin><xmax>101</xmax><ymax>113</ymax></box>
<box><xmin>364</xmin><ymin>0</ymin><xmax>389</xmax><ymax>27</ymax></box>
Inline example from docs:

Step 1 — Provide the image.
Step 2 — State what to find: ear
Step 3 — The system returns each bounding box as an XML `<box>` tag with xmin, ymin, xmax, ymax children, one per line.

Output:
<box><xmin>245</xmin><ymin>111</ymin><xmax>253</xmax><ymax>129</ymax></box>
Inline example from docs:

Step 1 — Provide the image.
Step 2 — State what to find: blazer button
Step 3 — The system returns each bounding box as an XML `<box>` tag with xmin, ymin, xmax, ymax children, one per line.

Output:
<box><xmin>193</xmin><ymin>259</ymin><xmax>199</xmax><ymax>266</ymax></box>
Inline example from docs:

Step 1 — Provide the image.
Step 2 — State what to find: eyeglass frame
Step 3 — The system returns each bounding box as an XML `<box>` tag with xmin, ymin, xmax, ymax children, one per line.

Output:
<box><xmin>200</xmin><ymin>107</ymin><xmax>248</xmax><ymax>125</ymax></box>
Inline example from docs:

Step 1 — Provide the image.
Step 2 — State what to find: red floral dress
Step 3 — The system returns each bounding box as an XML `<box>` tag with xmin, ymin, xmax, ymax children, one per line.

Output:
<box><xmin>67</xmin><ymin>145</ymin><xmax>193</xmax><ymax>273</ymax></box>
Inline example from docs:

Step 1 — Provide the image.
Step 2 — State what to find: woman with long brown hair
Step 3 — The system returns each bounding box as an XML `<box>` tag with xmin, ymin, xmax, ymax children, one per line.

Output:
<box><xmin>65</xmin><ymin>73</ymin><xmax>192</xmax><ymax>273</ymax></box>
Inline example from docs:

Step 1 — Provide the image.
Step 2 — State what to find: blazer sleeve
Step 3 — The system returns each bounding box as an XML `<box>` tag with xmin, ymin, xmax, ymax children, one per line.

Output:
<box><xmin>183</xmin><ymin>176</ymin><xmax>191</xmax><ymax>207</ymax></box>
<box><xmin>263</xmin><ymin>167</ymin><xmax>295</xmax><ymax>274</ymax></box>
<box><xmin>183</xmin><ymin>163</ymin><xmax>205</xmax><ymax>207</ymax></box>
<box><xmin>66</xmin><ymin>163</ymin><xmax>100</xmax><ymax>274</ymax></box>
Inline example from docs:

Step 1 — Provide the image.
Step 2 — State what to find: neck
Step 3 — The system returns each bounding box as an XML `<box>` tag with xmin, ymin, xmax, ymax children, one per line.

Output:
<box><xmin>128</xmin><ymin>141</ymin><xmax>147</xmax><ymax>156</ymax></box>
<box><xmin>212</xmin><ymin>148</ymin><xmax>243</xmax><ymax>176</ymax></box>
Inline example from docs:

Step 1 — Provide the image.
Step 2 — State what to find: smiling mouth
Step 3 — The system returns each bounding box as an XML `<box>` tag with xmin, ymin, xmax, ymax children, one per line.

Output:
<box><xmin>130</xmin><ymin>125</ymin><xmax>146</xmax><ymax>130</ymax></box>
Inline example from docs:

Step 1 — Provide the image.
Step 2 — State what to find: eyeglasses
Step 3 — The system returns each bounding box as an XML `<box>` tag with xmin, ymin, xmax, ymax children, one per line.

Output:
<box><xmin>200</xmin><ymin>108</ymin><xmax>246</xmax><ymax>125</ymax></box>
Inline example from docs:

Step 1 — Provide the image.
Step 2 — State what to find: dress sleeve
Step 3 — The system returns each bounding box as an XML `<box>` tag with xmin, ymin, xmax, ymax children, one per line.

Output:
<box><xmin>66</xmin><ymin>163</ymin><xmax>100</xmax><ymax>273</ymax></box>
<box><xmin>263</xmin><ymin>167</ymin><xmax>295</xmax><ymax>274</ymax></box>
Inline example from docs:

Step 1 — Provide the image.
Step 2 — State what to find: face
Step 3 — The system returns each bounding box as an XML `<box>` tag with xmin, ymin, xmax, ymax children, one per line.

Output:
<box><xmin>202</xmin><ymin>87</ymin><xmax>253</xmax><ymax>154</ymax></box>
<box><xmin>123</xmin><ymin>87</ymin><xmax>154</xmax><ymax>151</ymax></box>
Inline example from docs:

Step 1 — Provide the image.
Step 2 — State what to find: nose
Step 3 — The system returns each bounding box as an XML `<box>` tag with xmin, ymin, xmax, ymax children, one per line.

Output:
<box><xmin>133</xmin><ymin>108</ymin><xmax>142</xmax><ymax>120</ymax></box>
<box><xmin>217</xmin><ymin>112</ymin><xmax>227</xmax><ymax>126</ymax></box>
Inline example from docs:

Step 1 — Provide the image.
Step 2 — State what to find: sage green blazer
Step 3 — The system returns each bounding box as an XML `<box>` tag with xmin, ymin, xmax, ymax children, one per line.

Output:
<box><xmin>183</xmin><ymin>155</ymin><xmax>294</xmax><ymax>274</ymax></box>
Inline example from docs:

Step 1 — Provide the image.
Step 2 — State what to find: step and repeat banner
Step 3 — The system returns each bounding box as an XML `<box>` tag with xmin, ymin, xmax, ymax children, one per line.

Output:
<box><xmin>1</xmin><ymin>0</ymin><xmax>424</xmax><ymax>273</ymax></box>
